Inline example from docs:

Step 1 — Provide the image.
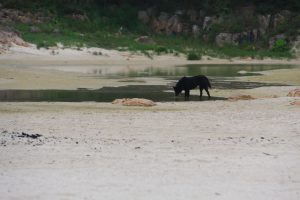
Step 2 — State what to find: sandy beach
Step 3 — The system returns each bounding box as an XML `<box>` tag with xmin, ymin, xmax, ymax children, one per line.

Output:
<box><xmin>0</xmin><ymin>46</ymin><xmax>300</xmax><ymax>200</ymax></box>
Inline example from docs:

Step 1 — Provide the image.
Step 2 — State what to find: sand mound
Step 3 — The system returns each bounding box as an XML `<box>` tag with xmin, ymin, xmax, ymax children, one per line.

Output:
<box><xmin>228</xmin><ymin>94</ymin><xmax>256</xmax><ymax>101</ymax></box>
<box><xmin>287</xmin><ymin>89</ymin><xmax>300</xmax><ymax>97</ymax></box>
<box><xmin>112</xmin><ymin>98</ymin><xmax>156</xmax><ymax>107</ymax></box>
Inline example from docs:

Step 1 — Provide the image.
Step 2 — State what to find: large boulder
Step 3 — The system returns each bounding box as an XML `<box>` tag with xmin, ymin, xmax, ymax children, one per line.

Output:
<box><xmin>272</xmin><ymin>10</ymin><xmax>291</xmax><ymax>28</ymax></box>
<box><xmin>138</xmin><ymin>10</ymin><xmax>150</xmax><ymax>24</ymax></box>
<box><xmin>232</xmin><ymin>33</ymin><xmax>242</xmax><ymax>45</ymax></box>
<box><xmin>112</xmin><ymin>98</ymin><xmax>156</xmax><ymax>107</ymax></box>
<box><xmin>215</xmin><ymin>33</ymin><xmax>233</xmax><ymax>47</ymax></box>
<box><xmin>151</xmin><ymin>12</ymin><xmax>169</xmax><ymax>33</ymax></box>
<box><xmin>258</xmin><ymin>14</ymin><xmax>271</xmax><ymax>35</ymax></box>
<box><xmin>166</xmin><ymin>15</ymin><xmax>181</xmax><ymax>34</ymax></box>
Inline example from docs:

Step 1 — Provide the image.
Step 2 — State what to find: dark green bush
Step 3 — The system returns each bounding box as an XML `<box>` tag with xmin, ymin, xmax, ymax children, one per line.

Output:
<box><xmin>154</xmin><ymin>46</ymin><xmax>168</xmax><ymax>54</ymax></box>
<box><xmin>272</xmin><ymin>39</ymin><xmax>289</xmax><ymax>52</ymax></box>
<box><xmin>187</xmin><ymin>52</ymin><xmax>202</xmax><ymax>60</ymax></box>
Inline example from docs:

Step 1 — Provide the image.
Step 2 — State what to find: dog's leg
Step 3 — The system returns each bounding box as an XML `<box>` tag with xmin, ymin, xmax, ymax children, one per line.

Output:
<box><xmin>200</xmin><ymin>87</ymin><xmax>203</xmax><ymax>99</ymax></box>
<box><xmin>205</xmin><ymin>87</ymin><xmax>211</xmax><ymax>99</ymax></box>
<box><xmin>184</xmin><ymin>90</ymin><xmax>190</xmax><ymax>100</ymax></box>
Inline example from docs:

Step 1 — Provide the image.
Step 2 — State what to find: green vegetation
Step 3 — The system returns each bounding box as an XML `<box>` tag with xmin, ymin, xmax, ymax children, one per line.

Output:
<box><xmin>187</xmin><ymin>52</ymin><xmax>202</xmax><ymax>60</ymax></box>
<box><xmin>272</xmin><ymin>39</ymin><xmax>289</xmax><ymax>52</ymax></box>
<box><xmin>2</xmin><ymin>0</ymin><xmax>298</xmax><ymax>59</ymax></box>
<box><xmin>15</xmin><ymin>20</ymin><xmax>293</xmax><ymax>59</ymax></box>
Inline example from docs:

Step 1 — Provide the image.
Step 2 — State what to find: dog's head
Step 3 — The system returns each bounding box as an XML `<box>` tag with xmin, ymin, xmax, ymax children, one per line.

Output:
<box><xmin>173</xmin><ymin>86</ymin><xmax>182</xmax><ymax>96</ymax></box>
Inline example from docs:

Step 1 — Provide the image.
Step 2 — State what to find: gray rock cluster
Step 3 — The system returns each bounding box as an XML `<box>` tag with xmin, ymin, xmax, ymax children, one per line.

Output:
<box><xmin>138</xmin><ymin>9</ymin><xmax>210</xmax><ymax>37</ymax></box>
<box><xmin>137</xmin><ymin>8</ymin><xmax>297</xmax><ymax>48</ymax></box>
<box><xmin>0</xmin><ymin>8</ymin><xmax>51</xmax><ymax>24</ymax></box>
<box><xmin>215</xmin><ymin>29</ymin><xmax>261</xmax><ymax>47</ymax></box>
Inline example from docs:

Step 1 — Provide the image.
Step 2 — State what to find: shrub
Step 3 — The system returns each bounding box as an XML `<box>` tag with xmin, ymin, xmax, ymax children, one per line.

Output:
<box><xmin>187</xmin><ymin>52</ymin><xmax>202</xmax><ymax>60</ymax></box>
<box><xmin>272</xmin><ymin>39</ymin><xmax>289</xmax><ymax>52</ymax></box>
<box><xmin>154</xmin><ymin>46</ymin><xmax>168</xmax><ymax>54</ymax></box>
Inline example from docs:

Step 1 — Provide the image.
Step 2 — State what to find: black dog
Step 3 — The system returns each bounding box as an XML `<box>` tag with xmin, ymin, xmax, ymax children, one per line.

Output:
<box><xmin>173</xmin><ymin>75</ymin><xmax>211</xmax><ymax>99</ymax></box>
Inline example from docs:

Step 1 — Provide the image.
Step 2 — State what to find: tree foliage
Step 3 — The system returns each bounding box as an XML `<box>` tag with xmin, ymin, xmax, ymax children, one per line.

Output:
<box><xmin>2</xmin><ymin>0</ymin><xmax>300</xmax><ymax>13</ymax></box>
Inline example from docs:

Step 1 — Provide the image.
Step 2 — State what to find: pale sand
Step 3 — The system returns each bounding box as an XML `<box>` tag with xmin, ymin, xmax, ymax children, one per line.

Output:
<box><xmin>0</xmin><ymin>98</ymin><xmax>300</xmax><ymax>200</ymax></box>
<box><xmin>0</xmin><ymin>46</ymin><xmax>300</xmax><ymax>200</ymax></box>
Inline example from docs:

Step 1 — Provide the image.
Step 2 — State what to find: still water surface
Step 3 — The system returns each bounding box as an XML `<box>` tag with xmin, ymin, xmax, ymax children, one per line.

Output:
<box><xmin>0</xmin><ymin>64</ymin><xmax>294</xmax><ymax>102</ymax></box>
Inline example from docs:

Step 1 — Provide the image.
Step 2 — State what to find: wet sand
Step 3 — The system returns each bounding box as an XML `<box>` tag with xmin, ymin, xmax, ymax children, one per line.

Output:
<box><xmin>0</xmin><ymin>47</ymin><xmax>300</xmax><ymax>200</ymax></box>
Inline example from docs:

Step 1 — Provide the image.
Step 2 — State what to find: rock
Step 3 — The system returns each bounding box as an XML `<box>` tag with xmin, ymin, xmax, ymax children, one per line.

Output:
<box><xmin>53</xmin><ymin>28</ymin><xmax>60</xmax><ymax>34</ymax></box>
<box><xmin>0</xmin><ymin>30</ymin><xmax>29</xmax><ymax>47</ymax></box>
<box><xmin>156</xmin><ymin>12</ymin><xmax>169</xmax><ymax>32</ymax></box>
<box><xmin>258</xmin><ymin>14</ymin><xmax>271</xmax><ymax>35</ymax></box>
<box><xmin>192</xmin><ymin>25</ymin><xmax>200</xmax><ymax>38</ymax></box>
<box><xmin>272</xmin><ymin>10</ymin><xmax>291</xmax><ymax>28</ymax></box>
<box><xmin>291</xmin><ymin>35</ymin><xmax>300</xmax><ymax>56</ymax></box>
<box><xmin>287</xmin><ymin>89</ymin><xmax>300</xmax><ymax>97</ymax></box>
<box><xmin>30</xmin><ymin>26</ymin><xmax>40</xmax><ymax>33</ymax></box>
<box><xmin>202</xmin><ymin>16</ymin><xmax>211</xmax><ymax>30</ymax></box>
<box><xmin>151</xmin><ymin>12</ymin><xmax>183</xmax><ymax>34</ymax></box>
<box><xmin>215</xmin><ymin>33</ymin><xmax>233</xmax><ymax>47</ymax></box>
<box><xmin>112</xmin><ymin>98</ymin><xmax>156</xmax><ymax>107</ymax></box>
<box><xmin>166</xmin><ymin>15</ymin><xmax>181</xmax><ymax>34</ymax></box>
<box><xmin>137</xmin><ymin>10</ymin><xmax>149</xmax><ymax>24</ymax></box>
<box><xmin>240</xmin><ymin>29</ymin><xmax>261</xmax><ymax>43</ymax></box>
<box><xmin>232</xmin><ymin>33</ymin><xmax>242</xmax><ymax>45</ymax></box>
<box><xmin>290</xmin><ymin>101</ymin><xmax>300</xmax><ymax>106</ymax></box>
<box><xmin>92</xmin><ymin>51</ymin><xmax>98</xmax><ymax>55</ymax></box>
<box><xmin>251</xmin><ymin>29</ymin><xmax>260</xmax><ymax>42</ymax></box>
<box><xmin>0</xmin><ymin>8</ymin><xmax>49</xmax><ymax>24</ymax></box>
<box><xmin>228</xmin><ymin>94</ymin><xmax>256</xmax><ymax>101</ymax></box>
<box><xmin>135</xmin><ymin>36</ymin><xmax>155</xmax><ymax>44</ymax></box>
<box><xmin>70</xmin><ymin>13</ymin><xmax>88</xmax><ymax>21</ymax></box>
<box><xmin>158</xmin><ymin>12</ymin><xmax>169</xmax><ymax>22</ymax></box>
